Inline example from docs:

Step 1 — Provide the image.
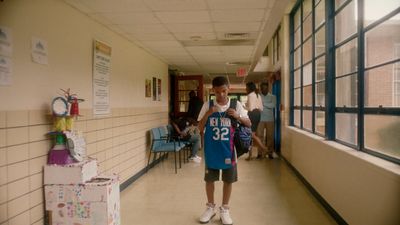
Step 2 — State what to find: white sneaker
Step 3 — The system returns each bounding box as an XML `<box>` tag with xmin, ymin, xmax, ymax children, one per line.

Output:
<box><xmin>189</xmin><ymin>156</ymin><xmax>201</xmax><ymax>163</ymax></box>
<box><xmin>219</xmin><ymin>206</ymin><xmax>233</xmax><ymax>225</ymax></box>
<box><xmin>199</xmin><ymin>203</ymin><xmax>216</xmax><ymax>224</ymax></box>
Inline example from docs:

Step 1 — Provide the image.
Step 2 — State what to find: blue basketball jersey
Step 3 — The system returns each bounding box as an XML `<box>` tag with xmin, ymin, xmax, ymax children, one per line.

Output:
<box><xmin>204</xmin><ymin>111</ymin><xmax>236</xmax><ymax>169</ymax></box>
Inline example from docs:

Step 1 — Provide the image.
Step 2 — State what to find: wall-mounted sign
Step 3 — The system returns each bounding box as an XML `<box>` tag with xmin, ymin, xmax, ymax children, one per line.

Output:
<box><xmin>93</xmin><ymin>40</ymin><xmax>111</xmax><ymax>116</ymax></box>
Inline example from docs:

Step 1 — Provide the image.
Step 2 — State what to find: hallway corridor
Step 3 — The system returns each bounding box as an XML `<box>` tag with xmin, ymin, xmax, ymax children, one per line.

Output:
<box><xmin>120</xmin><ymin>154</ymin><xmax>337</xmax><ymax>225</ymax></box>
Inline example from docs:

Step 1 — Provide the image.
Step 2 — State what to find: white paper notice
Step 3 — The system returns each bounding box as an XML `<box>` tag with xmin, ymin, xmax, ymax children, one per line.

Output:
<box><xmin>0</xmin><ymin>26</ymin><xmax>13</xmax><ymax>57</ymax></box>
<box><xmin>93</xmin><ymin>40</ymin><xmax>111</xmax><ymax>116</ymax></box>
<box><xmin>0</xmin><ymin>55</ymin><xmax>12</xmax><ymax>86</ymax></box>
<box><xmin>31</xmin><ymin>37</ymin><xmax>48</xmax><ymax>65</ymax></box>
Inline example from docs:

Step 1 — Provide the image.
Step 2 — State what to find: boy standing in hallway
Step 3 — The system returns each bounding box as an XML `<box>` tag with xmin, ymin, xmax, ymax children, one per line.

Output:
<box><xmin>197</xmin><ymin>76</ymin><xmax>251</xmax><ymax>225</ymax></box>
<box><xmin>257</xmin><ymin>82</ymin><xmax>276</xmax><ymax>159</ymax></box>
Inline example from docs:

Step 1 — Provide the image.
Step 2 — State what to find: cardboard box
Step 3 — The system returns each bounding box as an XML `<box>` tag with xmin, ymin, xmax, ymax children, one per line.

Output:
<box><xmin>44</xmin><ymin>158</ymin><xmax>98</xmax><ymax>184</ymax></box>
<box><xmin>45</xmin><ymin>175</ymin><xmax>120</xmax><ymax>225</ymax></box>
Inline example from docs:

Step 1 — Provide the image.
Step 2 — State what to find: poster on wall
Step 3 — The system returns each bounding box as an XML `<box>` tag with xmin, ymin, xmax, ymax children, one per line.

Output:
<box><xmin>31</xmin><ymin>37</ymin><xmax>48</xmax><ymax>65</ymax></box>
<box><xmin>0</xmin><ymin>26</ymin><xmax>13</xmax><ymax>86</ymax></box>
<box><xmin>0</xmin><ymin>55</ymin><xmax>12</xmax><ymax>86</ymax></box>
<box><xmin>145</xmin><ymin>79</ymin><xmax>151</xmax><ymax>97</ymax></box>
<box><xmin>0</xmin><ymin>26</ymin><xmax>12</xmax><ymax>57</ymax></box>
<box><xmin>152</xmin><ymin>77</ymin><xmax>157</xmax><ymax>101</ymax></box>
<box><xmin>93</xmin><ymin>40</ymin><xmax>111</xmax><ymax>116</ymax></box>
<box><xmin>157</xmin><ymin>78</ymin><xmax>161</xmax><ymax>101</ymax></box>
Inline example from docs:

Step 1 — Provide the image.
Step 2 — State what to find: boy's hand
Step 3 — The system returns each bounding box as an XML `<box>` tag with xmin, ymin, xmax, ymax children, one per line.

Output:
<box><xmin>226</xmin><ymin>108</ymin><xmax>239</xmax><ymax>119</ymax></box>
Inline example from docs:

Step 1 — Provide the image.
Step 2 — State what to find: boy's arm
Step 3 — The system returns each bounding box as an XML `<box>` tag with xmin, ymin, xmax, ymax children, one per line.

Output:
<box><xmin>226</xmin><ymin>108</ymin><xmax>251</xmax><ymax>128</ymax></box>
<box><xmin>198</xmin><ymin>107</ymin><xmax>215</xmax><ymax>133</ymax></box>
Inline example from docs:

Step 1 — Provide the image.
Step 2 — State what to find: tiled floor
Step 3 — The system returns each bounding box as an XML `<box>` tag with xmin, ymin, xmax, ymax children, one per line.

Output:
<box><xmin>120</xmin><ymin>152</ymin><xmax>337</xmax><ymax>225</ymax></box>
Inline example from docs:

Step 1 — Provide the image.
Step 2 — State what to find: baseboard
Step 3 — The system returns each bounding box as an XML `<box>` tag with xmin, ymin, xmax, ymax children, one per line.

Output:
<box><xmin>281</xmin><ymin>156</ymin><xmax>348</xmax><ymax>225</ymax></box>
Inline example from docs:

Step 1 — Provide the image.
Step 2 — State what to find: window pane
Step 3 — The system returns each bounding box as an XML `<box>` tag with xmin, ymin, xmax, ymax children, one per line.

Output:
<box><xmin>294</xmin><ymin>88</ymin><xmax>301</xmax><ymax>106</ymax></box>
<box><xmin>294</xmin><ymin>69</ymin><xmax>301</xmax><ymax>88</ymax></box>
<box><xmin>303</xmin><ymin>14</ymin><xmax>312</xmax><ymax>40</ymax></box>
<box><xmin>364</xmin><ymin>13</ymin><xmax>400</xmax><ymax>68</ymax></box>
<box><xmin>335</xmin><ymin>0</ymin><xmax>348</xmax><ymax>10</ymax></box>
<box><xmin>336</xmin><ymin>74</ymin><xmax>358</xmax><ymax>107</ymax></box>
<box><xmin>303</xmin><ymin>0</ymin><xmax>312</xmax><ymax>20</ymax></box>
<box><xmin>335</xmin><ymin>0</ymin><xmax>357</xmax><ymax>44</ymax></box>
<box><xmin>294</xmin><ymin>109</ymin><xmax>301</xmax><ymax>126</ymax></box>
<box><xmin>316</xmin><ymin>55</ymin><xmax>326</xmax><ymax>81</ymax></box>
<box><xmin>303</xmin><ymin>63</ymin><xmax>312</xmax><ymax>86</ymax></box>
<box><xmin>336</xmin><ymin>113</ymin><xmax>358</xmax><ymax>145</ymax></box>
<box><xmin>294</xmin><ymin>8</ymin><xmax>301</xmax><ymax>30</ymax></box>
<box><xmin>315</xmin><ymin>0</ymin><xmax>325</xmax><ymax>27</ymax></box>
<box><xmin>365</xmin><ymin>62</ymin><xmax>400</xmax><ymax>107</ymax></box>
<box><xmin>315</xmin><ymin>111</ymin><xmax>325</xmax><ymax>135</ymax></box>
<box><xmin>316</xmin><ymin>81</ymin><xmax>325</xmax><ymax>107</ymax></box>
<box><xmin>365</xmin><ymin>115</ymin><xmax>400</xmax><ymax>160</ymax></box>
<box><xmin>315</xmin><ymin>26</ymin><xmax>326</xmax><ymax>56</ymax></box>
<box><xmin>303</xmin><ymin>38</ymin><xmax>312</xmax><ymax>64</ymax></box>
<box><xmin>294</xmin><ymin>48</ymin><xmax>301</xmax><ymax>69</ymax></box>
<box><xmin>364</xmin><ymin>0</ymin><xmax>400</xmax><ymax>27</ymax></box>
<box><xmin>303</xmin><ymin>85</ymin><xmax>312</xmax><ymax>107</ymax></box>
<box><xmin>336</xmin><ymin>38</ymin><xmax>358</xmax><ymax>76</ymax></box>
<box><xmin>303</xmin><ymin>110</ymin><xmax>312</xmax><ymax>130</ymax></box>
<box><xmin>294</xmin><ymin>28</ymin><xmax>302</xmax><ymax>49</ymax></box>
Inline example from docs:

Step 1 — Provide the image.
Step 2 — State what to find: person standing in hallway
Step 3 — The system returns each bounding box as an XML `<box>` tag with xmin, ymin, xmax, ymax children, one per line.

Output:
<box><xmin>257</xmin><ymin>82</ymin><xmax>276</xmax><ymax>159</ymax></box>
<box><xmin>187</xmin><ymin>90</ymin><xmax>204</xmax><ymax>121</ymax></box>
<box><xmin>197</xmin><ymin>76</ymin><xmax>251</xmax><ymax>225</ymax></box>
<box><xmin>245</xmin><ymin>82</ymin><xmax>268</xmax><ymax>160</ymax></box>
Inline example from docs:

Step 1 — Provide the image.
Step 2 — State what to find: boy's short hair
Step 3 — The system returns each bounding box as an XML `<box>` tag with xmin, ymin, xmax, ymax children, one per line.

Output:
<box><xmin>212</xmin><ymin>76</ymin><xmax>229</xmax><ymax>87</ymax></box>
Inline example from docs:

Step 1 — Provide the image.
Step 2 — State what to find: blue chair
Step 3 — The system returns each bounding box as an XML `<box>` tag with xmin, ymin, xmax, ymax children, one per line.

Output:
<box><xmin>147</xmin><ymin>127</ymin><xmax>184</xmax><ymax>173</ymax></box>
<box><xmin>166</xmin><ymin>124</ymin><xmax>193</xmax><ymax>163</ymax></box>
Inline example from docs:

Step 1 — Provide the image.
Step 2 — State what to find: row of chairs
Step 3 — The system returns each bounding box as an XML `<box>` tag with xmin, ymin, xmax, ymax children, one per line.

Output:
<box><xmin>147</xmin><ymin>125</ymin><xmax>193</xmax><ymax>173</ymax></box>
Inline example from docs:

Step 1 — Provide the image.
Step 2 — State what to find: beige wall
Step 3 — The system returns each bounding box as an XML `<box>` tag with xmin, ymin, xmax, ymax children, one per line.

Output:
<box><xmin>0</xmin><ymin>0</ymin><xmax>169</xmax><ymax>224</ymax></box>
<box><xmin>280</xmin><ymin>14</ymin><xmax>400</xmax><ymax>225</ymax></box>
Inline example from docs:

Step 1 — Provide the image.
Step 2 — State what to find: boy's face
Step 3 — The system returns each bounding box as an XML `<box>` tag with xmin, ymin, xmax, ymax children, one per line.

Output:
<box><xmin>213</xmin><ymin>84</ymin><xmax>229</xmax><ymax>103</ymax></box>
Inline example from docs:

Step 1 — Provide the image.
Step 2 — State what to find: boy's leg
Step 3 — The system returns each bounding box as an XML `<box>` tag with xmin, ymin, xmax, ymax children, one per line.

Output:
<box><xmin>222</xmin><ymin>182</ymin><xmax>232</xmax><ymax>205</ymax></box>
<box><xmin>206</xmin><ymin>181</ymin><xmax>215</xmax><ymax>204</ymax></box>
<box><xmin>220</xmin><ymin>166</ymin><xmax>237</xmax><ymax>225</ymax></box>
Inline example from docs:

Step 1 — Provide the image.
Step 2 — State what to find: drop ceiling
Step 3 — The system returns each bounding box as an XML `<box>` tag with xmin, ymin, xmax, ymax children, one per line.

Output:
<box><xmin>64</xmin><ymin>0</ymin><xmax>291</xmax><ymax>84</ymax></box>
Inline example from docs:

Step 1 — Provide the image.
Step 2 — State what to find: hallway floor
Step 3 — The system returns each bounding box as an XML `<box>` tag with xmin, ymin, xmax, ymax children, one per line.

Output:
<box><xmin>120</xmin><ymin>152</ymin><xmax>337</xmax><ymax>225</ymax></box>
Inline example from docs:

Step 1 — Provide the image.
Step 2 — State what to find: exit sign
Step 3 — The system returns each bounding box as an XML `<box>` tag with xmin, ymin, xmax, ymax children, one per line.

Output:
<box><xmin>236</xmin><ymin>67</ymin><xmax>248</xmax><ymax>77</ymax></box>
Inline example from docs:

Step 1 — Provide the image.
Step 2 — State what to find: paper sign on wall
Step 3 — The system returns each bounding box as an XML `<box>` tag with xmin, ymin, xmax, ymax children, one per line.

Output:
<box><xmin>31</xmin><ymin>37</ymin><xmax>48</xmax><ymax>65</ymax></box>
<box><xmin>93</xmin><ymin>40</ymin><xmax>111</xmax><ymax>116</ymax></box>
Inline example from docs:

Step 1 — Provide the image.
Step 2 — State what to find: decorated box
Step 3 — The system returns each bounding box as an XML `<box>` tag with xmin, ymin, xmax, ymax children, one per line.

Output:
<box><xmin>45</xmin><ymin>158</ymin><xmax>98</xmax><ymax>184</ymax></box>
<box><xmin>45</xmin><ymin>175</ymin><xmax>120</xmax><ymax>225</ymax></box>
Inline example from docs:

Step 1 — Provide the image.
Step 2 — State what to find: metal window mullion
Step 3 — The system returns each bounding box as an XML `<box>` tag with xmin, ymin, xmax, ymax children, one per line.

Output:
<box><xmin>312</xmin><ymin>0</ymin><xmax>316</xmax><ymax>133</ymax></box>
<box><xmin>290</xmin><ymin>8</ymin><xmax>296</xmax><ymax>126</ymax></box>
<box><xmin>325</xmin><ymin>0</ymin><xmax>335</xmax><ymax>140</ymax></box>
<box><xmin>357</xmin><ymin>0</ymin><xmax>365</xmax><ymax>151</ymax></box>
<box><xmin>300</xmin><ymin>1</ymin><xmax>304</xmax><ymax>129</ymax></box>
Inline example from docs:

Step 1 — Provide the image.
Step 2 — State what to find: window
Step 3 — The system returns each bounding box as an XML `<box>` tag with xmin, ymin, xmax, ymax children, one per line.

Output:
<box><xmin>272</xmin><ymin>26</ymin><xmax>281</xmax><ymax>65</ymax></box>
<box><xmin>290</xmin><ymin>0</ymin><xmax>400</xmax><ymax>164</ymax></box>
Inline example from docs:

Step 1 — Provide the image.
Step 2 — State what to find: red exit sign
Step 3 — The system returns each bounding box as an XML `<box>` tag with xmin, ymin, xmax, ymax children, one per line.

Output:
<box><xmin>236</xmin><ymin>67</ymin><xmax>248</xmax><ymax>77</ymax></box>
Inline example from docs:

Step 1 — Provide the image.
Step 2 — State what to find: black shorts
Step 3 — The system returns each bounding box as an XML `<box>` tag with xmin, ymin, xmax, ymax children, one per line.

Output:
<box><xmin>248</xmin><ymin>110</ymin><xmax>261</xmax><ymax>132</ymax></box>
<box><xmin>204</xmin><ymin>164</ymin><xmax>238</xmax><ymax>183</ymax></box>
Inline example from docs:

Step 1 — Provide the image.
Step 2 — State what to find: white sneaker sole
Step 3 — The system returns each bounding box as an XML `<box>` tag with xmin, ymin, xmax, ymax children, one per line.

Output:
<box><xmin>199</xmin><ymin>213</ymin><xmax>215</xmax><ymax>224</ymax></box>
<box><xmin>220</xmin><ymin>218</ymin><xmax>233</xmax><ymax>225</ymax></box>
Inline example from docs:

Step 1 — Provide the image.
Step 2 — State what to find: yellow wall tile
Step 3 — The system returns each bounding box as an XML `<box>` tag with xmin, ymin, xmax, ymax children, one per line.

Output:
<box><xmin>86</xmin><ymin>143</ymin><xmax>97</xmax><ymax>156</ymax></box>
<box><xmin>29</xmin><ymin>173</ymin><xmax>43</xmax><ymax>192</ymax></box>
<box><xmin>86</xmin><ymin>120</ymin><xmax>97</xmax><ymax>132</ymax></box>
<box><xmin>0</xmin><ymin>202</ymin><xmax>7</xmax><ymax>223</ymax></box>
<box><xmin>7</xmin><ymin>161</ymin><xmax>29</xmax><ymax>182</ymax></box>
<box><xmin>6</xmin><ymin>127</ymin><xmax>29</xmax><ymax>146</ymax></box>
<box><xmin>7</xmin><ymin>178</ymin><xmax>29</xmax><ymax>201</ymax></box>
<box><xmin>104</xmin><ymin>118</ymin><xmax>113</xmax><ymax>128</ymax></box>
<box><xmin>0</xmin><ymin>167</ymin><xmax>6</xmax><ymax>185</ymax></box>
<box><xmin>0</xmin><ymin>185</ymin><xmax>6</xmax><ymax>204</ymax></box>
<box><xmin>96</xmin><ymin>119</ymin><xmax>105</xmax><ymax>130</ymax></box>
<box><xmin>0</xmin><ymin>148</ymin><xmax>6</xmax><ymax>167</ymax></box>
<box><xmin>0</xmin><ymin>130</ymin><xmax>7</xmax><ymax>148</ymax></box>
<box><xmin>8</xmin><ymin>210</ymin><xmax>30</xmax><ymax>225</ymax></box>
<box><xmin>84</xmin><ymin>131</ymin><xmax>97</xmax><ymax>144</ymax></box>
<box><xmin>96</xmin><ymin>129</ymin><xmax>105</xmax><ymax>140</ymax></box>
<box><xmin>29</xmin><ymin>110</ymin><xmax>50</xmax><ymax>126</ymax></box>
<box><xmin>7</xmin><ymin>194</ymin><xmax>29</xmax><ymax>218</ymax></box>
<box><xmin>74</xmin><ymin>120</ymin><xmax>86</xmax><ymax>132</ymax></box>
<box><xmin>29</xmin><ymin>204</ymin><xmax>43</xmax><ymax>223</ymax></box>
<box><xmin>29</xmin><ymin>156</ymin><xmax>46</xmax><ymax>175</ymax></box>
<box><xmin>31</xmin><ymin>218</ymin><xmax>44</xmax><ymax>225</ymax></box>
<box><xmin>6</xmin><ymin>144</ymin><xmax>29</xmax><ymax>164</ymax></box>
<box><xmin>6</xmin><ymin>111</ymin><xmax>28</xmax><ymax>128</ymax></box>
<box><xmin>29</xmin><ymin>141</ymin><xmax>50</xmax><ymax>159</ymax></box>
<box><xmin>28</xmin><ymin>125</ymin><xmax>50</xmax><ymax>142</ymax></box>
<box><xmin>29</xmin><ymin>189</ymin><xmax>43</xmax><ymax>207</ymax></box>
<box><xmin>0</xmin><ymin>112</ymin><xmax>6</xmax><ymax>129</ymax></box>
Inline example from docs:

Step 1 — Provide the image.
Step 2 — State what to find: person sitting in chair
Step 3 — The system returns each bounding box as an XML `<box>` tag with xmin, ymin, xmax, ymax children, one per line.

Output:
<box><xmin>171</xmin><ymin>116</ymin><xmax>202</xmax><ymax>163</ymax></box>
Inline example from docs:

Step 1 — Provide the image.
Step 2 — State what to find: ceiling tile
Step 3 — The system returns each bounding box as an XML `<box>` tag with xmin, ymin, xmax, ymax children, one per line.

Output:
<box><xmin>214</xmin><ymin>22</ymin><xmax>261</xmax><ymax>32</ymax></box>
<box><xmin>64</xmin><ymin>0</ymin><xmax>94</xmax><ymax>13</ymax></box>
<box><xmin>128</xmin><ymin>33</ymin><xmax>176</xmax><ymax>41</ymax></box>
<box><xmin>206</xmin><ymin>0</ymin><xmax>269</xmax><ymax>9</ymax></box>
<box><xmin>185</xmin><ymin>46</ymin><xmax>221</xmax><ymax>54</ymax></box>
<box><xmin>118</xmin><ymin>24</ymin><xmax>169</xmax><ymax>34</ymax></box>
<box><xmin>95</xmin><ymin>12</ymin><xmax>160</xmax><ymax>25</ymax></box>
<box><xmin>79</xmin><ymin>0</ymin><xmax>149</xmax><ymax>13</ymax></box>
<box><xmin>141</xmin><ymin>41</ymin><xmax>183</xmax><ymax>49</ymax></box>
<box><xmin>155</xmin><ymin>11</ymin><xmax>211</xmax><ymax>24</ymax></box>
<box><xmin>216</xmin><ymin>32</ymin><xmax>259</xmax><ymax>40</ymax></box>
<box><xmin>145</xmin><ymin>0</ymin><xmax>207</xmax><ymax>11</ymax></box>
<box><xmin>174</xmin><ymin>33</ymin><xmax>216</xmax><ymax>41</ymax></box>
<box><xmin>211</xmin><ymin>9</ymin><xmax>265</xmax><ymax>22</ymax></box>
<box><xmin>166</xmin><ymin>23</ymin><xmax>214</xmax><ymax>33</ymax></box>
